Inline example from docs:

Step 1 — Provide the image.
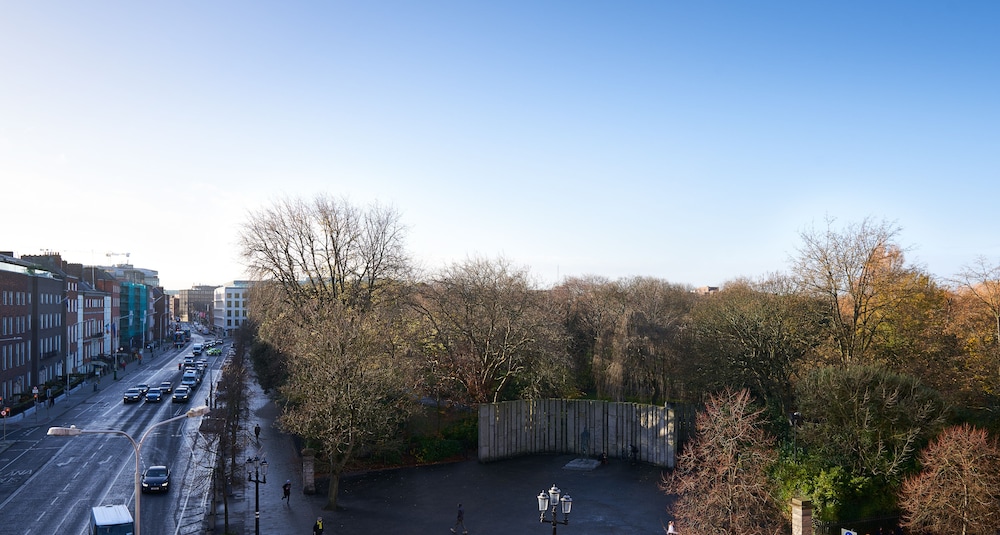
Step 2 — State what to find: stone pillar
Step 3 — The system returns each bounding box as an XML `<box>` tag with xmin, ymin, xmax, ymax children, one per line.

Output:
<box><xmin>791</xmin><ymin>498</ymin><xmax>813</xmax><ymax>535</ymax></box>
<box><xmin>301</xmin><ymin>448</ymin><xmax>316</xmax><ymax>495</ymax></box>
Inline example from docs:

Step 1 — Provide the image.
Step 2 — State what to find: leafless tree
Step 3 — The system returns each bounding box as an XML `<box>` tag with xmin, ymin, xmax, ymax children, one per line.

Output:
<box><xmin>792</xmin><ymin>217</ymin><xmax>916</xmax><ymax>364</ymax></box>
<box><xmin>899</xmin><ymin>424</ymin><xmax>1000</xmax><ymax>535</ymax></box>
<box><xmin>412</xmin><ymin>256</ymin><xmax>569</xmax><ymax>403</ymax></box>
<box><xmin>238</xmin><ymin>195</ymin><xmax>417</xmax><ymax>510</ymax></box>
<box><xmin>661</xmin><ymin>388</ymin><xmax>785</xmax><ymax>535</ymax></box>
<box><xmin>953</xmin><ymin>256</ymin><xmax>1000</xmax><ymax>345</ymax></box>
<box><xmin>688</xmin><ymin>274</ymin><xmax>820</xmax><ymax>412</ymax></box>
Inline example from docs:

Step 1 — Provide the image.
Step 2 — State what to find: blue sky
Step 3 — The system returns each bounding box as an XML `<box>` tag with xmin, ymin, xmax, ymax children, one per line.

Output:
<box><xmin>2</xmin><ymin>2</ymin><xmax>998</xmax><ymax>290</ymax></box>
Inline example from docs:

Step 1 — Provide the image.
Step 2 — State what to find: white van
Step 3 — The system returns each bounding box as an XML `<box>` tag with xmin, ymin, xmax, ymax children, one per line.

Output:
<box><xmin>191</xmin><ymin>343</ymin><xmax>203</xmax><ymax>356</ymax></box>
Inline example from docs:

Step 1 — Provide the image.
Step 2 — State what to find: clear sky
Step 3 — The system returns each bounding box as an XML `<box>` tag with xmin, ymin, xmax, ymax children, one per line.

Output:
<box><xmin>2</xmin><ymin>2</ymin><xmax>998</xmax><ymax>291</ymax></box>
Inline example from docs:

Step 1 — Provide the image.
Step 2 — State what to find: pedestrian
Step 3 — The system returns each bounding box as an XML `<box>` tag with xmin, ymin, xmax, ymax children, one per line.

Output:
<box><xmin>254</xmin><ymin>423</ymin><xmax>261</xmax><ymax>442</ymax></box>
<box><xmin>667</xmin><ymin>520</ymin><xmax>679</xmax><ymax>534</ymax></box>
<box><xmin>450</xmin><ymin>503</ymin><xmax>468</xmax><ymax>534</ymax></box>
<box><xmin>282</xmin><ymin>480</ymin><xmax>291</xmax><ymax>504</ymax></box>
<box><xmin>312</xmin><ymin>516</ymin><xmax>323</xmax><ymax>535</ymax></box>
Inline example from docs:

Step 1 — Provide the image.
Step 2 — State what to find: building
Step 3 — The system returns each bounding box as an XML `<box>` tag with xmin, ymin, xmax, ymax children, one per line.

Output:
<box><xmin>0</xmin><ymin>253</ymin><xmax>66</xmax><ymax>399</ymax></box>
<box><xmin>178</xmin><ymin>285</ymin><xmax>218</xmax><ymax>325</ymax></box>
<box><xmin>213</xmin><ymin>281</ymin><xmax>253</xmax><ymax>336</ymax></box>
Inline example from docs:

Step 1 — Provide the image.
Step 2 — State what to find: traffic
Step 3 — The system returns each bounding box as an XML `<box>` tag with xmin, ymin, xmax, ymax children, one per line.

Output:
<box><xmin>0</xmin><ymin>329</ymin><xmax>229</xmax><ymax>535</ymax></box>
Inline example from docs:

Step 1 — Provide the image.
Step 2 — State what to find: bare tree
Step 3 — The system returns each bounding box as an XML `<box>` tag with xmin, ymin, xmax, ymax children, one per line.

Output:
<box><xmin>792</xmin><ymin>217</ymin><xmax>915</xmax><ymax>364</ymax></box>
<box><xmin>661</xmin><ymin>388</ymin><xmax>785</xmax><ymax>535</ymax></box>
<box><xmin>899</xmin><ymin>424</ymin><xmax>1000</xmax><ymax>535</ymax></box>
<box><xmin>238</xmin><ymin>195</ymin><xmax>416</xmax><ymax>510</ymax></box>
<box><xmin>277</xmin><ymin>301</ymin><xmax>413</xmax><ymax>511</ymax></box>
<box><xmin>412</xmin><ymin>256</ymin><xmax>569</xmax><ymax>403</ymax></box>
<box><xmin>953</xmin><ymin>256</ymin><xmax>1000</xmax><ymax>345</ymax></box>
<box><xmin>688</xmin><ymin>274</ymin><xmax>820</xmax><ymax>413</ymax></box>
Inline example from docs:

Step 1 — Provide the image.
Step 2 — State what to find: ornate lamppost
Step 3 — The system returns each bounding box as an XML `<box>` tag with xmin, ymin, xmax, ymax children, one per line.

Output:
<box><xmin>537</xmin><ymin>484</ymin><xmax>573</xmax><ymax>535</ymax></box>
<box><xmin>246</xmin><ymin>455</ymin><xmax>268</xmax><ymax>535</ymax></box>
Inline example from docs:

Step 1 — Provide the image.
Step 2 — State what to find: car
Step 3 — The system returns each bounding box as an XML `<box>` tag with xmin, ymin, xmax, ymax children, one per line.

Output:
<box><xmin>135</xmin><ymin>383</ymin><xmax>150</xmax><ymax>395</ymax></box>
<box><xmin>159</xmin><ymin>381</ymin><xmax>173</xmax><ymax>394</ymax></box>
<box><xmin>207</xmin><ymin>348</ymin><xmax>222</xmax><ymax>356</ymax></box>
<box><xmin>145</xmin><ymin>388</ymin><xmax>163</xmax><ymax>403</ymax></box>
<box><xmin>141</xmin><ymin>465</ymin><xmax>170</xmax><ymax>493</ymax></box>
<box><xmin>172</xmin><ymin>385</ymin><xmax>191</xmax><ymax>403</ymax></box>
<box><xmin>123</xmin><ymin>388</ymin><xmax>143</xmax><ymax>403</ymax></box>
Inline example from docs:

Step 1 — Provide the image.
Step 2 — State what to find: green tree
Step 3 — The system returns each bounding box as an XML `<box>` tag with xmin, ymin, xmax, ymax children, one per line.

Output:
<box><xmin>793</xmin><ymin>365</ymin><xmax>947</xmax><ymax>518</ymax></box>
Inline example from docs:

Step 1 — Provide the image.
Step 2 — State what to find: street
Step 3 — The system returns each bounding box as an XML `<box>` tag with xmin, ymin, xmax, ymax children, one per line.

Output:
<box><xmin>0</xmin><ymin>335</ymin><xmax>220</xmax><ymax>535</ymax></box>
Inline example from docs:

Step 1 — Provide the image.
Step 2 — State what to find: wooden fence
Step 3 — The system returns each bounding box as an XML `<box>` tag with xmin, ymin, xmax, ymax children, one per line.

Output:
<box><xmin>478</xmin><ymin>399</ymin><xmax>678</xmax><ymax>468</ymax></box>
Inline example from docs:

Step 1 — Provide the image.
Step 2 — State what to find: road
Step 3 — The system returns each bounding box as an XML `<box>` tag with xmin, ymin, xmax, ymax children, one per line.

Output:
<box><xmin>0</xmin><ymin>335</ymin><xmax>221</xmax><ymax>535</ymax></box>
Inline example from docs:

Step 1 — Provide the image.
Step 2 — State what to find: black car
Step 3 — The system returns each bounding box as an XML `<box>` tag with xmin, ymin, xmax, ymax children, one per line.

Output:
<box><xmin>145</xmin><ymin>388</ymin><xmax>163</xmax><ymax>403</ymax></box>
<box><xmin>172</xmin><ymin>385</ymin><xmax>191</xmax><ymax>403</ymax></box>
<box><xmin>141</xmin><ymin>465</ymin><xmax>170</xmax><ymax>493</ymax></box>
<box><xmin>123</xmin><ymin>388</ymin><xmax>143</xmax><ymax>403</ymax></box>
<box><xmin>159</xmin><ymin>381</ymin><xmax>173</xmax><ymax>394</ymax></box>
<box><xmin>135</xmin><ymin>383</ymin><xmax>150</xmax><ymax>395</ymax></box>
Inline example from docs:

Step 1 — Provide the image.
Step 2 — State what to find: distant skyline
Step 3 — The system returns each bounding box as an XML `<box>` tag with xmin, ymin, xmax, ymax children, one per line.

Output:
<box><xmin>2</xmin><ymin>2</ymin><xmax>998</xmax><ymax>291</ymax></box>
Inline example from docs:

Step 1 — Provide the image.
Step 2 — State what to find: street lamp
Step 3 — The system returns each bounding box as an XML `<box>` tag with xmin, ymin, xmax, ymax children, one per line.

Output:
<box><xmin>47</xmin><ymin>405</ymin><xmax>210</xmax><ymax>535</ymax></box>
<box><xmin>788</xmin><ymin>411</ymin><xmax>803</xmax><ymax>462</ymax></box>
<box><xmin>537</xmin><ymin>484</ymin><xmax>573</xmax><ymax>535</ymax></box>
<box><xmin>246</xmin><ymin>455</ymin><xmax>269</xmax><ymax>535</ymax></box>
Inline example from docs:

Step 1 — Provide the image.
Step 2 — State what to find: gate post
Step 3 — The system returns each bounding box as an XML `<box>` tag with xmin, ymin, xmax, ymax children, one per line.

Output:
<box><xmin>791</xmin><ymin>497</ymin><xmax>813</xmax><ymax>535</ymax></box>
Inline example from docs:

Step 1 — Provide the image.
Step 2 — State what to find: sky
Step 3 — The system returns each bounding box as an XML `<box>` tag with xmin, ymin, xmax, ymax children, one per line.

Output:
<box><xmin>2</xmin><ymin>2</ymin><xmax>999</xmax><ymax>291</ymax></box>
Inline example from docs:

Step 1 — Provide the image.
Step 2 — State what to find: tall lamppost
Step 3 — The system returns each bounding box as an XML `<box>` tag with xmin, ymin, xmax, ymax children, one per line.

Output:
<box><xmin>537</xmin><ymin>484</ymin><xmax>573</xmax><ymax>535</ymax></box>
<box><xmin>47</xmin><ymin>405</ymin><xmax>210</xmax><ymax>535</ymax></box>
<box><xmin>246</xmin><ymin>455</ymin><xmax>269</xmax><ymax>535</ymax></box>
<box><xmin>788</xmin><ymin>411</ymin><xmax>803</xmax><ymax>462</ymax></box>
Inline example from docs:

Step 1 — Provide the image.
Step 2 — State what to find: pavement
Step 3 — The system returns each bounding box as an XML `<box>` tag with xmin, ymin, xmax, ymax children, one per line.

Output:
<box><xmin>228</xmin><ymin>374</ymin><xmax>675</xmax><ymax>535</ymax></box>
<box><xmin>3</xmin><ymin>355</ymin><xmax>676</xmax><ymax>535</ymax></box>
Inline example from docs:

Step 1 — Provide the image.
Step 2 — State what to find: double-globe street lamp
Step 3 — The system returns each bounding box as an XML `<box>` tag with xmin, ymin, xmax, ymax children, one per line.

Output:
<box><xmin>538</xmin><ymin>484</ymin><xmax>573</xmax><ymax>535</ymax></box>
<box><xmin>47</xmin><ymin>405</ymin><xmax>211</xmax><ymax>535</ymax></box>
<box><xmin>246</xmin><ymin>455</ymin><xmax>268</xmax><ymax>535</ymax></box>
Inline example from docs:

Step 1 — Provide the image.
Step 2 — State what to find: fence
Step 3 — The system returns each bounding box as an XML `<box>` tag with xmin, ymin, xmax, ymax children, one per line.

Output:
<box><xmin>478</xmin><ymin>399</ymin><xmax>681</xmax><ymax>467</ymax></box>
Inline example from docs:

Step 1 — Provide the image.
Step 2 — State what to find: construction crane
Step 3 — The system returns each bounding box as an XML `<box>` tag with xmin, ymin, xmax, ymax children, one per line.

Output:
<box><xmin>106</xmin><ymin>252</ymin><xmax>131</xmax><ymax>266</ymax></box>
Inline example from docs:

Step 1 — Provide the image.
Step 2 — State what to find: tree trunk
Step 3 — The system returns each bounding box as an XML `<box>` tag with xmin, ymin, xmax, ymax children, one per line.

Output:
<box><xmin>325</xmin><ymin>470</ymin><xmax>342</xmax><ymax>510</ymax></box>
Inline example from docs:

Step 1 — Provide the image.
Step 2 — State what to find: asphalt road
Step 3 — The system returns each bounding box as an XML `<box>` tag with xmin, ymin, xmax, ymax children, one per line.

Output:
<box><xmin>0</xmin><ymin>338</ymin><xmax>219</xmax><ymax>535</ymax></box>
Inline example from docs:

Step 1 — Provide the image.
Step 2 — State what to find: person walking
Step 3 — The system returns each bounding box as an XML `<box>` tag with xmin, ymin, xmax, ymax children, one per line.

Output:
<box><xmin>667</xmin><ymin>520</ymin><xmax>679</xmax><ymax>534</ymax></box>
<box><xmin>254</xmin><ymin>423</ymin><xmax>261</xmax><ymax>443</ymax></box>
<box><xmin>450</xmin><ymin>503</ymin><xmax>468</xmax><ymax>534</ymax></box>
<box><xmin>282</xmin><ymin>479</ymin><xmax>291</xmax><ymax>504</ymax></box>
<box><xmin>312</xmin><ymin>516</ymin><xmax>323</xmax><ymax>535</ymax></box>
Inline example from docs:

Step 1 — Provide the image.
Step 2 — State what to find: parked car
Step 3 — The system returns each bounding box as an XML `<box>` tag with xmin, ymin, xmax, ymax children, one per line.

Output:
<box><xmin>159</xmin><ymin>381</ymin><xmax>173</xmax><ymax>394</ymax></box>
<box><xmin>141</xmin><ymin>465</ymin><xmax>170</xmax><ymax>493</ymax></box>
<box><xmin>145</xmin><ymin>388</ymin><xmax>163</xmax><ymax>403</ymax></box>
<box><xmin>123</xmin><ymin>388</ymin><xmax>143</xmax><ymax>403</ymax></box>
<box><xmin>172</xmin><ymin>385</ymin><xmax>191</xmax><ymax>403</ymax></box>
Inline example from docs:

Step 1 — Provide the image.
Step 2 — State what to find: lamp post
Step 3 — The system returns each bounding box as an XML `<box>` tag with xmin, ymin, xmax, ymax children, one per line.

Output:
<box><xmin>47</xmin><ymin>405</ymin><xmax>210</xmax><ymax>535</ymax></box>
<box><xmin>537</xmin><ymin>484</ymin><xmax>573</xmax><ymax>535</ymax></box>
<box><xmin>246</xmin><ymin>455</ymin><xmax>269</xmax><ymax>535</ymax></box>
<box><xmin>788</xmin><ymin>411</ymin><xmax>803</xmax><ymax>462</ymax></box>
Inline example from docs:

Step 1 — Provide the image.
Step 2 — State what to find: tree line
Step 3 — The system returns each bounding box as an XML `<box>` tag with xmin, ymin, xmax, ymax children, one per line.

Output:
<box><xmin>237</xmin><ymin>196</ymin><xmax>1000</xmax><ymax>531</ymax></box>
